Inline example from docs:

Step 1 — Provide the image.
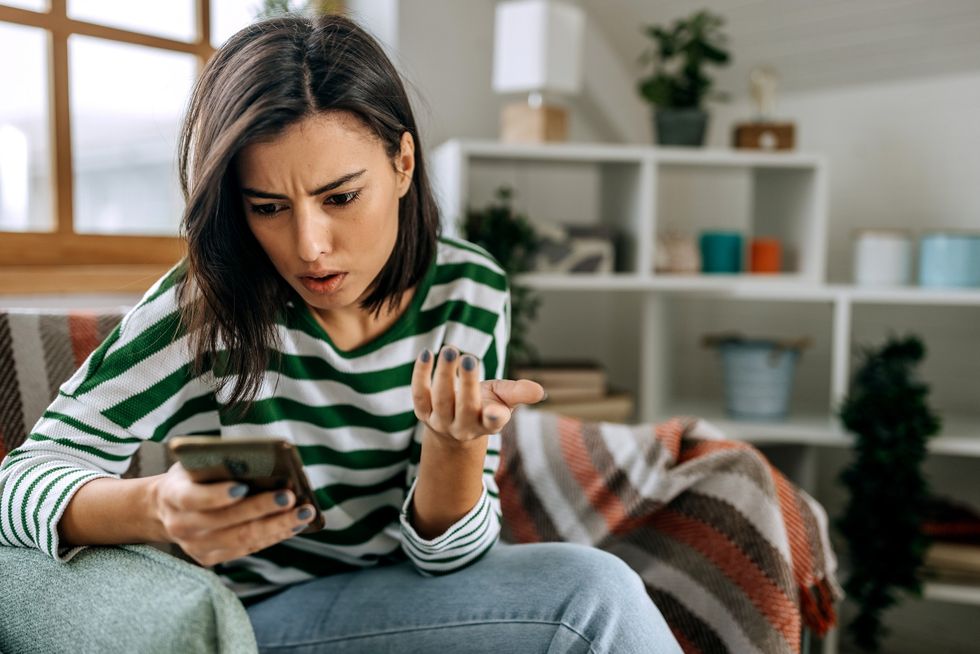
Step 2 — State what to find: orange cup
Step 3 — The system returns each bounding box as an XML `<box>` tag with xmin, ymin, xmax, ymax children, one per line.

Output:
<box><xmin>750</xmin><ymin>238</ymin><xmax>781</xmax><ymax>273</ymax></box>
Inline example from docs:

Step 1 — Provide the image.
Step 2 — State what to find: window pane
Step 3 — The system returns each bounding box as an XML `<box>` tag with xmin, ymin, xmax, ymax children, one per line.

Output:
<box><xmin>70</xmin><ymin>36</ymin><xmax>196</xmax><ymax>236</ymax></box>
<box><xmin>210</xmin><ymin>0</ymin><xmax>268</xmax><ymax>45</ymax></box>
<box><xmin>0</xmin><ymin>23</ymin><xmax>53</xmax><ymax>233</ymax></box>
<box><xmin>1</xmin><ymin>0</ymin><xmax>49</xmax><ymax>10</ymax></box>
<box><xmin>68</xmin><ymin>0</ymin><xmax>197</xmax><ymax>42</ymax></box>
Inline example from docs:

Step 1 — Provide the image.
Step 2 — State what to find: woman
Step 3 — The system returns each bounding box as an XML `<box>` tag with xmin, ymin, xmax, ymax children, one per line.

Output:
<box><xmin>0</xmin><ymin>14</ymin><xmax>680</xmax><ymax>653</ymax></box>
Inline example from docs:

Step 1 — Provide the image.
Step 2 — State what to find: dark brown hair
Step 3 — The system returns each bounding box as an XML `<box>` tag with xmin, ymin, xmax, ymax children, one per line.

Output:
<box><xmin>176</xmin><ymin>13</ymin><xmax>440</xmax><ymax>409</ymax></box>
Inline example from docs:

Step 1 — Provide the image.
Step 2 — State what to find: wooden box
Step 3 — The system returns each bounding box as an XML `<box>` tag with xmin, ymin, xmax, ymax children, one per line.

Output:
<box><xmin>732</xmin><ymin>122</ymin><xmax>795</xmax><ymax>150</ymax></box>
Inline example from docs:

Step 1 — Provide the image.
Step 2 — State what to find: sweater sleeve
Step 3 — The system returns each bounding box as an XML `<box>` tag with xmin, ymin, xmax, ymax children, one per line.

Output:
<box><xmin>0</xmin><ymin>274</ymin><xmax>220</xmax><ymax>561</ymax></box>
<box><xmin>398</xmin><ymin>285</ymin><xmax>510</xmax><ymax>576</ymax></box>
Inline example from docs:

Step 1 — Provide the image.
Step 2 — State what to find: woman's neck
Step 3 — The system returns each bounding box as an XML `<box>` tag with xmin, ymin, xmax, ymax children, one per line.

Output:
<box><xmin>308</xmin><ymin>287</ymin><xmax>416</xmax><ymax>352</ymax></box>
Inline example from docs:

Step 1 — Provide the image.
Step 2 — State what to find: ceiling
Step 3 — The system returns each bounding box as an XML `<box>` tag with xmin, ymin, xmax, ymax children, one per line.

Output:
<box><xmin>583</xmin><ymin>0</ymin><xmax>980</xmax><ymax>98</ymax></box>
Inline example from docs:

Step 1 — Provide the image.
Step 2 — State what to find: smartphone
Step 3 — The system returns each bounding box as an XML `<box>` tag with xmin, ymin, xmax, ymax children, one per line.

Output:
<box><xmin>167</xmin><ymin>436</ymin><xmax>324</xmax><ymax>533</ymax></box>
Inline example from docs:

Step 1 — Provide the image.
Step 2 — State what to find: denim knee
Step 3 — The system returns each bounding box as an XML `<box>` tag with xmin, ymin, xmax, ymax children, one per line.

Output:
<box><xmin>516</xmin><ymin>542</ymin><xmax>680</xmax><ymax>654</ymax></box>
<box><xmin>537</xmin><ymin>543</ymin><xmax>647</xmax><ymax>602</ymax></box>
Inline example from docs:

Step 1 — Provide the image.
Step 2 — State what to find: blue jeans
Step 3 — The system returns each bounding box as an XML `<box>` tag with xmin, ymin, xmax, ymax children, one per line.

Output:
<box><xmin>246</xmin><ymin>541</ymin><xmax>682</xmax><ymax>653</ymax></box>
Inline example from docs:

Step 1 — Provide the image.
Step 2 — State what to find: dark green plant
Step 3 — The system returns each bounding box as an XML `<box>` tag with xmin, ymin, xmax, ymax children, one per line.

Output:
<box><xmin>462</xmin><ymin>187</ymin><xmax>541</xmax><ymax>372</ymax></box>
<box><xmin>837</xmin><ymin>336</ymin><xmax>941</xmax><ymax>652</ymax></box>
<box><xmin>637</xmin><ymin>9</ymin><xmax>731</xmax><ymax>109</ymax></box>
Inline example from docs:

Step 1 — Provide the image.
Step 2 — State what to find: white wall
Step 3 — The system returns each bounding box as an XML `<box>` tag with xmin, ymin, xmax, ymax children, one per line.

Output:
<box><xmin>393</xmin><ymin>0</ymin><xmax>500</xmax><ymax>153</ymax></box>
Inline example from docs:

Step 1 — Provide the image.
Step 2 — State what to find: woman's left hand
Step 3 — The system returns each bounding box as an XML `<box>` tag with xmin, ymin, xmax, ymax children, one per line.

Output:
<box><xmin>412</xmin><ymin>345</ymin><xmax>546</xmax><ymax>445</ymax></box>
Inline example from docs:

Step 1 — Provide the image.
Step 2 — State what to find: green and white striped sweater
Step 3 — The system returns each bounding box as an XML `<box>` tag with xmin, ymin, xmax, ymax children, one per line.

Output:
<box><xmin>0</xmin><ymin>237</ymin><xmax>510</xmax><ymax>597</ymax></box>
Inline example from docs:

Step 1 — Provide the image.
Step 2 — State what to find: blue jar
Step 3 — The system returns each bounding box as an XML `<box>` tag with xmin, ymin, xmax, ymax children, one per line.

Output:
<box><xmin>918</xmin><ymin>232</ymin><xmax>980</xmax><ymax>288</ymax></box>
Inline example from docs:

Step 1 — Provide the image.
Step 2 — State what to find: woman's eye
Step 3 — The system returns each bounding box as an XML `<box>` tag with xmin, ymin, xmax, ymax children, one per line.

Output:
<box><xmin>326</xmin><ymin>191</ymin><xmax>360</xmax><ymax>207</ymax></box>
<box><xmin>250</xmin><ymin>203</ymin><xmax>285</xmax><ymax>216</ymax></box>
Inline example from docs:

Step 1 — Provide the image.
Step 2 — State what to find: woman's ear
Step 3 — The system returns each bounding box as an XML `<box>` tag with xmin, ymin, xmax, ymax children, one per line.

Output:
<box><xmin>395</xmin><ymin>131</ymin><xmax>415</xmax><ymax>198</ymax></box>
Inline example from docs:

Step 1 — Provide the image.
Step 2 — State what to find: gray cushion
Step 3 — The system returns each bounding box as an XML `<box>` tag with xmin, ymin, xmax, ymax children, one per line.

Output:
<box><xmin>0</xmin><ymin>544</ymin><xmax>257</xmax><ymax>654</ymax></box>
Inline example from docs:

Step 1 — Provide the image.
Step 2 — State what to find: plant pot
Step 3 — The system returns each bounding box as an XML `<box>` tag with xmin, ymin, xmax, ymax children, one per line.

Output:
<box><xmin>654</xmin><ymin>108</ymin><xmax>708</xmax><ymax>147</ymax></box>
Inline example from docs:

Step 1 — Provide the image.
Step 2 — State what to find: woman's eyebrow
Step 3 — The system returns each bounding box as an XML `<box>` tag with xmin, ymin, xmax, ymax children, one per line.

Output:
<box><xmin>242</xmin><ymin>169</ymin><xmax>367</xmax><ymax>199</ymax></box>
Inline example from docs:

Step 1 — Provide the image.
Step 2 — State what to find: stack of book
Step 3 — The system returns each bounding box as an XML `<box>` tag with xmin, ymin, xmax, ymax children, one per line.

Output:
<box><xmin>921</xmin><ymin>497</ymin><xmax>980</xmax><ymax>584</ymax></box>
<box><xmin>923</xmin><ymin>543</ymin><xmax>980</xmax><ymax>584</ymax></box>
<box><xmin>511</xmin><ymin>361</ymin><xmax>635</xmax><ymax>422</ymax></box>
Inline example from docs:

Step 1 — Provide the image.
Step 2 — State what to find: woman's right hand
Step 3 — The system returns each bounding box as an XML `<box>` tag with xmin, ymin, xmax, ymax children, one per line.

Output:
<box><xmin>149</xmin><ymin>462</ymin><xmax>316</xmax><ymax>567</ymax></box>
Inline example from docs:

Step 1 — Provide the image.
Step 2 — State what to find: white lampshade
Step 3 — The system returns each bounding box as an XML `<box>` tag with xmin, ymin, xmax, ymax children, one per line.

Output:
<box><xmin>492</xmin><ymin>0</ymin><xmax>585</xmax><ymax>96</ymax></box>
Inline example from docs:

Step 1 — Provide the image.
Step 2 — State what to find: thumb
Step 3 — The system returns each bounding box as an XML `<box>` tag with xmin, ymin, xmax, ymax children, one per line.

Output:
<box><xmin>481</xmin><ymin>379</ymin><xmax>546</xmax><ymax>408</ymax></box>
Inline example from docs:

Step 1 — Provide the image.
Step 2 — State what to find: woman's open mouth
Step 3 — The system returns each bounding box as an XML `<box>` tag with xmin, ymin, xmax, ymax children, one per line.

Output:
<box><xmin>300</xmin><ymin>272</ymin><xmax>348</xmax><ymax>294</ymax></box>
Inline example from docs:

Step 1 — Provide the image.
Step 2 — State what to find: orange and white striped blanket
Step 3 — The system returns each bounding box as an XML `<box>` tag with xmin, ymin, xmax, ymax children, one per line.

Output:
<box><xmin>496</xmin><ymin>408</ymin><xmax>842</xmax><ymax>654</ymax></box>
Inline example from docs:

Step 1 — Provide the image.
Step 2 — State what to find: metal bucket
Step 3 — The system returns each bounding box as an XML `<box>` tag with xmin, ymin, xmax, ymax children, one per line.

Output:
<box><xmin>719</xmin><ymin>340</ymin><xmax>799</xmax><ymax>421</ymax></box>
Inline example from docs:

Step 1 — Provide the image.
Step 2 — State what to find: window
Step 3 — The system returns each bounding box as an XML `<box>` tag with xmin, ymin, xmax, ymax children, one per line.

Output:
<box><xmin>0</xmin><ymin>1</ymin><xmax>280</xmax><ymax>291</ymax></box>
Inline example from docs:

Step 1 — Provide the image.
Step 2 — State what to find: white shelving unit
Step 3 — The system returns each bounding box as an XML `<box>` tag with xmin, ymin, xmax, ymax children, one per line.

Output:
<box><xmin>430</xmin><ymin>140</ymin><xmax>980</xmax><ymax>628</ymax></box>
<box><xmin>923</xmin><ymin>580</ymin><xmax>980</xmax><ymax>606</ymax></box>
<box><xmin>431</xmin><ymin>139</ymin><xmax>980</xmax><ymax>451</ymax></box>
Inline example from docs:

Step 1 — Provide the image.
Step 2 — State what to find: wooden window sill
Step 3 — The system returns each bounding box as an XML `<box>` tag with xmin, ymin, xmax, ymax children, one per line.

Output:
<box><xmin>0</xmin><ymin>265</ymin><xmax>175</xmax><ymax>295</ymax></box>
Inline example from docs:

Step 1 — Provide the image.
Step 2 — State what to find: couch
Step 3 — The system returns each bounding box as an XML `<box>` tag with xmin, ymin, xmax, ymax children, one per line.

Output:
<box><xmin>0</xmin><ymin>308</ymin><xmax>840</xmax><ymax>654</ymax></box>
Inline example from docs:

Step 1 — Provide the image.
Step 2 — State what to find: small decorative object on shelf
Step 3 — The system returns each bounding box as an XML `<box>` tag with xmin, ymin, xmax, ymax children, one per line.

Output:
<box><xmin>699</xmin><ymin>230</ymin><xmax>743</xmax><ymax>273</ymax></box>
<box><xmin>748</xmin><ymin>237</ymin><xmax>781</xmax><ymax>273</ymax></box>
<box><xmin>532</xmin><ymin>224</ymin><xmax>616</xmax><ymax>273</ymax></box>
<box><xmin>918</xmin><ymin>231</ymin><xmax>980</xmax><ymax>288</ymax></box>
<box><xmin>703</xmin><ymin>333</ymin><xmax>811</xmax><ymax>421</ymax></box>
<box><xmin>637</xmin><ymin>9</ymin><xmax>731</xmax><ymax>147</ymax></box>
<box><xmin>655</xmin><ymin>230</ymin><xmax>701</xmax><ymax>274</ymax></box>
<box><xmin>462</xmin><ymin>186</ymin><xmax>542</xmax><ymax>370</ymax></box>
<box><xmin>837</xmin><ymin>336</ymin><xmax>941</xmax><ymax>652</ymax></box>
<box><xmin>732</xmin><ymin>66</ymin><xmax>796</xmax><ymax>151</ymax></box>
<box><xmin>853</xmin><ymin>229</ymin><xmax>913</xmax><ymax>287</ymax></box>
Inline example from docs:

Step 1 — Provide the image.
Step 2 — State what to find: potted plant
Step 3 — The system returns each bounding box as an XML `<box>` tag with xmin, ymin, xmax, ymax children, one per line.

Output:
<box><xmin>837</xmin><ymin>336</ymin><xmax>941</xmax><ymax>651</ymax></box>
<box><xmin>637</xmin><ymin>9</ymin><xmax>731</xmax><ymax>146</ymax></box>
<box><xmin>462</xmin><ymin>187</ymin><xmax>542</xmax><ymax>373</ymax></box>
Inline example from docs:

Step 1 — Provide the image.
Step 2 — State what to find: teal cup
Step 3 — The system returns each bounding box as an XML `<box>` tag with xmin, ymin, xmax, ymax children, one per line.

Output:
<box><xmin>700</xmin><ymin>231</ymin><xmax>743</xmax><ymax>274</ymax></box>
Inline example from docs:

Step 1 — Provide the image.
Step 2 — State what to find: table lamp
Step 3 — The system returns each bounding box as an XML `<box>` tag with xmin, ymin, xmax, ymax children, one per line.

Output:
<box><xmin>492</xmin><ymin>0</ymin><xmax>585</xmax><ymax>143</ymax></box>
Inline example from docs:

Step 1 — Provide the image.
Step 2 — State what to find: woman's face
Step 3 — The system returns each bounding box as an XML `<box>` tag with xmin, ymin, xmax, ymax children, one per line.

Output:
<box><xmin>236</xmin><ymin>111</ymin><xmax>415</xmax><ymax>318</ymax></box>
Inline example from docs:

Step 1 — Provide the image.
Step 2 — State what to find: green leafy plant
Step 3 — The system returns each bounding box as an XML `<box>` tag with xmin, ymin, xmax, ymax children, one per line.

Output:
<box><xmin>462</xmin><ymin>187</ymin><xmax>541</xmax><ymax>372</ymax></box>
<box><xmin>837</xmin><ymin>336</ymin><xmax>941</xmax><ymax>651</ymax></box>
<box><xmin>637</xmin><ymin>9</ymin><xmax>731</xmax><ymax>109</ymax></box>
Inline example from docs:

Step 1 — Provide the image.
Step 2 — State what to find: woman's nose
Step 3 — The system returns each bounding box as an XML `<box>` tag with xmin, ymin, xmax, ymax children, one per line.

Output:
<box><xmin>294</xmin><ymin>206</ymin><xmax>332</xmax><ymax>263</ymax></box>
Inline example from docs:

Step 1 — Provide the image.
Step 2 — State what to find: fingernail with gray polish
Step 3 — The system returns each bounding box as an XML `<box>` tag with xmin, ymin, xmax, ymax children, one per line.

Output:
<box><xmin>462</xmin><ymin>355</ymin><xmax>476</xmax><ymax>371</ymax></box>
<box><xmin>229</xmin><ymin>483</ymin><xmax>248</xmax><ymax>498</ymax></box>
<box><xmin>292</xmin><ymin>525</ymin><xmax>305</xmax><ymax>533</ymax></box>
<box><xmin>420</xmin><ymin>349</ymin><xmax>431</xmax><ymax>363</ymax></box>
<box><xmin>275</xmin><ymin>491</ymin><xmax>290</xmax><ymax>507</ymax></box>
<box><xmin>443</xmin><ymin>348</ymin><xmax>457</xmax><ymax>362</ymax></box>
<box><xmin>487</xmin><ymin>414</ymin><xmax>499</xmax><ymax>422</ymax></box>
<box><xmin>297</xmin><ymin>507</ymin><xmax>313</xmax><ymax>521</ymax></box>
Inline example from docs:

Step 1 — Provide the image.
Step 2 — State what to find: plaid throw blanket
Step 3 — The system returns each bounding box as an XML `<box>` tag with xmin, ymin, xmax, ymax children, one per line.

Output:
<box><xmin>0</xmin><ymin>310</ymin><xmax>129</xmax><ymax>466</ymax></box>
<box><xmin>496</xmin><ymin>408</ymin><xmax>842</xmax><ymax>654</ymax></box>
